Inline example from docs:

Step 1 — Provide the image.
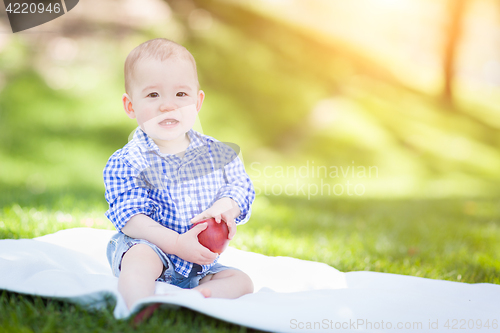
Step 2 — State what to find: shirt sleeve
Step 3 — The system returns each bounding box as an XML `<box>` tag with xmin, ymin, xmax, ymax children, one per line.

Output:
<box><xmin>103</xmin><ymin>152</ymin><xmax>158</xmax><ymax>231</ymax></box>
<box><xmin>212</xmin><ymin>144</ymin><xmax>255</xmax><ymax>225</ymax></box>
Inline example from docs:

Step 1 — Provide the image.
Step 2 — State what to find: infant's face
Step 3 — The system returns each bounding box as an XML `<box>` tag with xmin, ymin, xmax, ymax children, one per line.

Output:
<box><xmin>126</xmin><ymin>57</ymin><xmax>203</xmax><ymax>150</ymax></box>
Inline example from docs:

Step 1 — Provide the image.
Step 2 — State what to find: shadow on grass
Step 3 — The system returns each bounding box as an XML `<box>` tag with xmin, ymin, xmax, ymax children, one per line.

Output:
<box><xmin>0</xmin><ymin>290</ymin><xmax>269</xmax><ymax>333</ymax></box>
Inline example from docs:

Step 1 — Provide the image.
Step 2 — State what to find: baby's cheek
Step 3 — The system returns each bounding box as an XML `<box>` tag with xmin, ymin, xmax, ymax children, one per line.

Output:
<box><xmin>141</xmin><ymin>121</ymin><xmax>157</xmax><ymax>137</ymax></box>
<box><xmin>179</xmin><ymin>104</ymin><xmax>198</xmax><ymax>120</ymax></box>
<box><xmin>178</xmin><ymin>103</ymin><xmax>197</xmax><ymax>112</ymax></box>
<box><xmin>142</xmin><ymin>113</ymin><xmax>164</xmax><ymax>127</ymax></box>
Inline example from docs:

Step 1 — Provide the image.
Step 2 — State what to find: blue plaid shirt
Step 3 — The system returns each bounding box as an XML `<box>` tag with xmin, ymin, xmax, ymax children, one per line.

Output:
<box><xmin>103</xmin><ymin>127</ymin><xmax>255</xmax><ymax>277</ymax></box>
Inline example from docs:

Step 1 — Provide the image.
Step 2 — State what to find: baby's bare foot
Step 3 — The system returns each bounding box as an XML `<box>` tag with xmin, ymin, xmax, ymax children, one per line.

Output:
<box><xmin>196</xmin><ymin>288</ymin><xmax>212</xmax><ymax>298</ymax></box>
<box><xmin>133</xmin><ymin>303</ymin><xmax>161</xmax><ymax>326</ymax></box>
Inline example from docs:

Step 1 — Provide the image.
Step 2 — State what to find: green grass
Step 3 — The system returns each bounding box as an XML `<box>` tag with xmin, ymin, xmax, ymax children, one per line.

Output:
<box><xmin>1</xmin><ymin>190</ymin><xmax>499</xmax><ymax>332</ymax></box>
<box><xmin>0</xmin><ymin>291</ymin><xmax>256</xmax><ymax>333</ymax></box>
<box><xmin>239</xmin><ymin>195</ymin><xmax>500</xmax><ymax>284</ymax></box>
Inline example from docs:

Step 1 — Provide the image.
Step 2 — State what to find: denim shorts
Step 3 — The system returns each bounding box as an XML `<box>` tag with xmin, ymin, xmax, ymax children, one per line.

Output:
<box><xmin>106</xmin><ymin>232</ymin><xmax>233</xmax><ymax>289</ymax></box>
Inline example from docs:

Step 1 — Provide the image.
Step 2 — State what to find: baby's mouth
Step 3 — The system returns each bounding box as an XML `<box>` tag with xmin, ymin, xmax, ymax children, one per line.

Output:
<box><xmin>159</xmin><ymin>119</ymin><xmax>179</xmax><ymax>126</ymax></box>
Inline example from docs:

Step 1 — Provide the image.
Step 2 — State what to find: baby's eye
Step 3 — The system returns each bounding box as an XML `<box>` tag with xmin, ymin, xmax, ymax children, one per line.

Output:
<box><xmin>176</xmin><ymin>92</ymin><xmax>187</xmax><ymax>97</ymax></box>
<box><xmin>147</xmin><ymin>92</ymin><xmax>159</xmax><ymax>98</ymax></box>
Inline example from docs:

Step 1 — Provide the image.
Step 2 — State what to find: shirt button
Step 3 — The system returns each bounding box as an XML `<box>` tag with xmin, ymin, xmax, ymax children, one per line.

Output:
<box><xmin>185</xmin><ymin>196</ymin><xmax>192</xmax><ymax>203</ymax></box>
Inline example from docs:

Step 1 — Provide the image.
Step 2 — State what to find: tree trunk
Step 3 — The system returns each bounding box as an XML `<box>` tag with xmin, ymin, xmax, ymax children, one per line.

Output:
<box><xmin>442</xmin><ymin>0</ymin><xmax>467</xmax><ymax>108</ymax></box>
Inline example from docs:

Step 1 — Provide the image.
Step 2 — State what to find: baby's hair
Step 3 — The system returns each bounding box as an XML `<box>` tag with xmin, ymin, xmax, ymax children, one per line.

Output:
<box><xmin>124</xmin><ymin>38</ymin><xmax>199</xmax><ymax>94</ymax></box>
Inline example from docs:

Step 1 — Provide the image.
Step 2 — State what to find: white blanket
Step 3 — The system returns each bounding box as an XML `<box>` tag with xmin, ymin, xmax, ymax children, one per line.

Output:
<box><xmin>0</xmin><ymin>228</ymin><xmax>498</xmax><ymax>332</ymax></box>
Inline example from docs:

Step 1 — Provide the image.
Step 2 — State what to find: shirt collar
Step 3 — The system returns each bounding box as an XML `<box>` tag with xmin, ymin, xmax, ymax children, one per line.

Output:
<box><xmin>133</xmin><ymin>127</ymin><xmax>158</xmax><ymax>153</ymax></box>
<box><xmin>133</xmin><ymin>127</ymin><xmax>208</xmax><ymax>157</ymax></box>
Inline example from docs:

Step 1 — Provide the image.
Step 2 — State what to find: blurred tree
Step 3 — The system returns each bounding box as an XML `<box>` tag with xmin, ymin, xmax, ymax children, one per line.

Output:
<box><xmin>164</xmin><ymin>0</ymin><xmax>417</xmax><ymax>149</ymax></box>
<box><xmin>161</xmin><ymin>0</ymin><xmax>500</xmax><ymax>173</ymax></box>
<box><xmin>442</xmin><ymin>0</ymin><xmax>467</xmax><ymax>108</ymax></box>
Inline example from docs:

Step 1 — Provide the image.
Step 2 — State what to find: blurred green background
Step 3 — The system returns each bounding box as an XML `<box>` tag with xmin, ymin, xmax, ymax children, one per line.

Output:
<box><xmin>0</xmin><ymin>0</ymin><xmax>499</xmax><ymax>278</ymax></box>
<box><xmin>1</xmin><ymin>1</ymin><xmax>499</xmax><ymax>330</ymax></box>
<box><xmin>1</xmin><ymin>0</ymin><xmax>500</xmax><ymax>201</ymax></box>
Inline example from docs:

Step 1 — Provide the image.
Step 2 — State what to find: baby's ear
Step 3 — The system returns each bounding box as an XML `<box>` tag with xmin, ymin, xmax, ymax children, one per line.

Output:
<box><xmin>196</xmin><ymin>90</ymin><xmax>205</xmax><ymax>112</ymax></box>
<box><xmin>122</xmin><ymin>93</ymin><xmax>136</xmax><ymax>119</ymax></box>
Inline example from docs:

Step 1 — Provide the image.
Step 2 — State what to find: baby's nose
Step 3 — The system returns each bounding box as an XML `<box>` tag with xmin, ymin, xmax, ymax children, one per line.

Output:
<box><xmin>159</xmin><ymin>100</ymin><xmax>176</xmax><ymax>112</ymax></box>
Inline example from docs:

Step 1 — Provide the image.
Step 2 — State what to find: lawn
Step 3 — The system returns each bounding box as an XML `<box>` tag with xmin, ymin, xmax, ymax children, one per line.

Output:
<box><xmin>1</xmin><ymin>188</ymin><xmax>499</xmax><ymax>332</ymax></box>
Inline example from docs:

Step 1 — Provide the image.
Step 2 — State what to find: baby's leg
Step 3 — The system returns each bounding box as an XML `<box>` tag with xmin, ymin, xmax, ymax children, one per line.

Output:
<box><xmin>194</xmin><ymin>269</ymin><xmax>253</xmax><ymax>299</ymax></box>
<box><xmin>119</xmin><ymin>244</ymin><xmax>164</xmax><ymax>310</ymax></box>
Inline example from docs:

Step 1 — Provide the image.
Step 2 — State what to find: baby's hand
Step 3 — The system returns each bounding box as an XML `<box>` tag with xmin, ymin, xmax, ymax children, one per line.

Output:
<box><xmin>190</xmin><ymin>197</ymin><xmax>240</xmax><ymax>239</ymax></box>
<box><xmin>173</xmin><ymin>223</ymin><xmax>218</xmax><ymax>265</ymax></box>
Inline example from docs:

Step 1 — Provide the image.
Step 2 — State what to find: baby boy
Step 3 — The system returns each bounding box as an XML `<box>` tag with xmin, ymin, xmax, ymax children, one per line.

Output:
<box><xmin>103</xmin><ymin>38</ymin><xmax>255</xmax><ymax>310</ymax></box>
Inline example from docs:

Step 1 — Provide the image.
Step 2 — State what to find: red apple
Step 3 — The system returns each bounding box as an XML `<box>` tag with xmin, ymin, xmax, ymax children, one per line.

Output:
<box><xmin>191</xmin><ymin>218</ymin><xmax>230</xmax><ymax>254</ymax></box>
